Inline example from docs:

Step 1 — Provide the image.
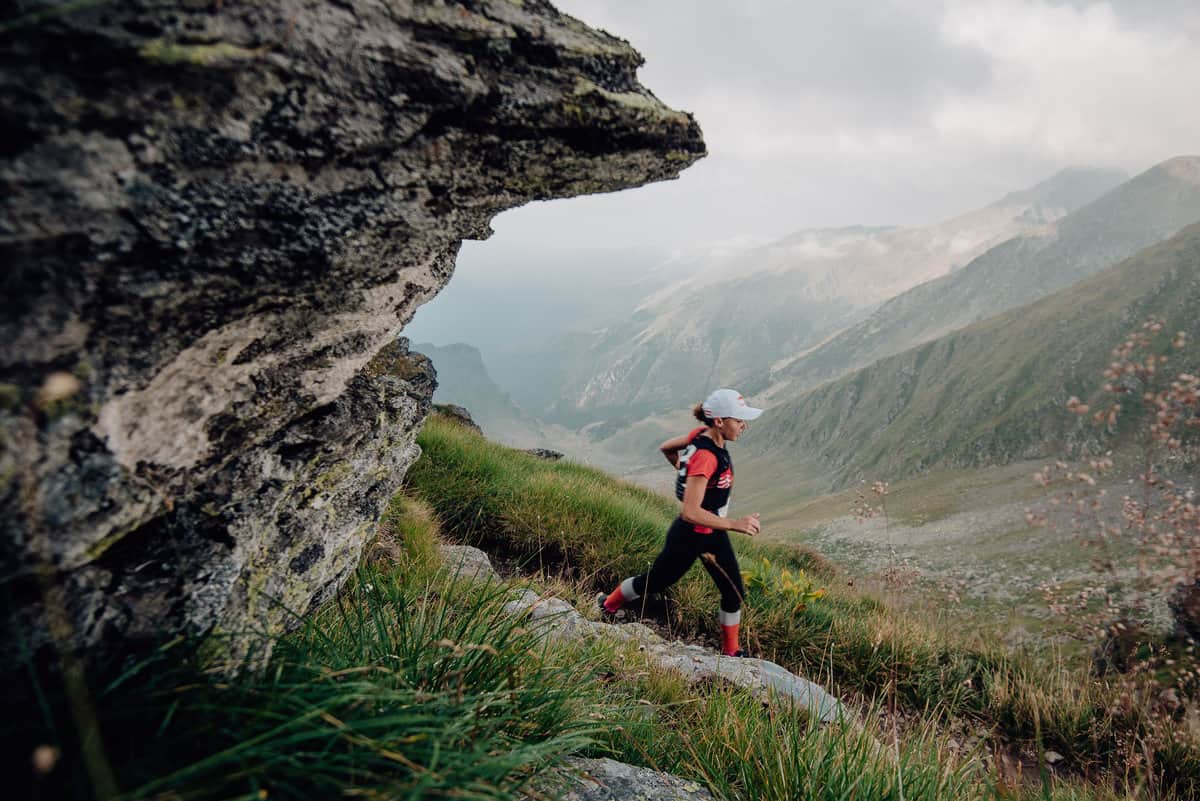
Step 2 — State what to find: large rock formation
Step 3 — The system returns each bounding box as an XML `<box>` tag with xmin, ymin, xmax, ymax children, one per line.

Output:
<box><xmin>0</xmin><ymin>0</ymin><xmax>704</xmax><ymax>676</ymax></box>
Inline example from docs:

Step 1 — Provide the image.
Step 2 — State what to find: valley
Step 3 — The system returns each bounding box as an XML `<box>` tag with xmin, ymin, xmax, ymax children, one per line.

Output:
<box><xmin>744</xmin><ymin>458</ymin><xmax>1127</xmax><ymax>647</ymax></box>
<box><xmin>414</xmin><ymin>159</ymin><xmax>1200</xmax><ymax>654</ymax></box>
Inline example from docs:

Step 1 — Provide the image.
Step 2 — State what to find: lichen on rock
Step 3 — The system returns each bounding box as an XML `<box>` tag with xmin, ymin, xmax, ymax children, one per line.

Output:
<box><xmin>0</xmin><ymin>0</ymin><xmax>704</xmax><ymax>676</ymax></box>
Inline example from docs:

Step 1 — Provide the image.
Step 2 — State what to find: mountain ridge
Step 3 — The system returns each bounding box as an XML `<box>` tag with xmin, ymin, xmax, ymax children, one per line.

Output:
<box><xmin>756</xmin><ymin>155</ymin><xmax>1200</xmax><ymax>403</ymax></box>
<box><xmin>535</xmin><ymin>166</ymin><xmax>1127</xmax><ymax>424</ymax></box>
<box><xmin>745</xmin><ymin>220</ymin><xmax>1200</xmax><ymax>491</ymax></box>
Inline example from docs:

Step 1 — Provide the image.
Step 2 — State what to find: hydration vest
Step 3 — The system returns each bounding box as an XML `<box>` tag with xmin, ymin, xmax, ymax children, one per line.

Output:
<box><xmin>674</xmin><ymin>431</ymin><xmax>734</xmax><ymax>519</ymax></box>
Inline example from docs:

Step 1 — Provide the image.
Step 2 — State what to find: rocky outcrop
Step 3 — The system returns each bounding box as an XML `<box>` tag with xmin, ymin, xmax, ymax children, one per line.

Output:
<box><xmin>1</xmin><ymin>0</ymin><xmax>704</xmax><ymax>675</ymax></box>
<box><xmin>441</xmin><ymin>541</ymin><xmax>845</xmax><ymax>798</ymax></box>
<box><xmin>442</xmin><ymin>544</ymin><xmax>846</xmax><ymax>722</ymax></box>
<box><xmin>507</xmin><ymin>587</ymin><xmax>845</xmax><ymax>721</ymax></box>
<box><xmin>432</xmin><ymin>403</ymin><xmax>484</xmax><ymax>434</ymax></box>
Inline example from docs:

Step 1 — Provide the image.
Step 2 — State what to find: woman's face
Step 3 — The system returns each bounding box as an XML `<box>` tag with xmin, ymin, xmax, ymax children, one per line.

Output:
<box><xmin>715</xmin><ymin>417</ymin><xmax>748</xmax><ymax>442</ymax></box>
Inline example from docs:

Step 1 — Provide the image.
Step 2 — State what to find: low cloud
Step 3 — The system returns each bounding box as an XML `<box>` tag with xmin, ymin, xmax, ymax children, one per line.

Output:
<box><xmin>481</xmin><ymin>1</ymin><xmax>1200</xmax><ymax>256</ymax></box>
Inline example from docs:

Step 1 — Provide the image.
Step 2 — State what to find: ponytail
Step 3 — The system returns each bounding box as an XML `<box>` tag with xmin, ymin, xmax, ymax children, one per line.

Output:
<box><xmin>693</xmin><ymin>403</ymin><xmax>713</xmax><ymax>425</ymax></box>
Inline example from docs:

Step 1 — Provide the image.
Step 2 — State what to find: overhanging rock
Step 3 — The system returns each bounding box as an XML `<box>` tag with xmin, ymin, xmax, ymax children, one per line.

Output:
<box><xmin>0</xmin><ymin>0</ymin><xmax>704</xmax><ymax>675</ymax></box>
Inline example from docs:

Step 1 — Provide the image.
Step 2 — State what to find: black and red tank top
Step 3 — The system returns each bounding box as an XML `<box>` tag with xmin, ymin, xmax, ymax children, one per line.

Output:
<box><xmin>674</xmin><ymin>427</ymin><xmax>733</xmax><ymax>534</ymax></box>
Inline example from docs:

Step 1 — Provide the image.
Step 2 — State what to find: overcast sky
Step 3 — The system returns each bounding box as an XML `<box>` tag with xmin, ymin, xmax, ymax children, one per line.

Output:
<box><xmin>410</xmin><ymin>0</ymin><xmax>1200</xmax><ymax>347</ymax></box>
<box><xmin>471</xmin><ymin>0</ymin><xmax>1200</xmax><ymax>262</ymax></box>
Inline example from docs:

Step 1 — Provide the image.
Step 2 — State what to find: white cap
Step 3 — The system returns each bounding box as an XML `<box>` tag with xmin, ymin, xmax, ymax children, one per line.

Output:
<box><xmin>702</xmin><ymin>388</ymin><xmax>763</xmax><ymax>421</ymax></box>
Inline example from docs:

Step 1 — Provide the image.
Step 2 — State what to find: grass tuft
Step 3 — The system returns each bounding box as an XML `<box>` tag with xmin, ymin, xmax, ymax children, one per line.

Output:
<box><xmin>406</xmin><ymin>411</ymin><xmax>1200</xmax><ymax>798</ymax></box>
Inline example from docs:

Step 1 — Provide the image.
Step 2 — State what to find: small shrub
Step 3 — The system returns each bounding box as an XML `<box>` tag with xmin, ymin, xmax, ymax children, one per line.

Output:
<box><xmin>742</xmin><ymin>555</ymin><xmax>826</xmax><ymax>614</ymax></box>
<box><xmin>1033</xmin><ymin>318</ymin><xmax>1200</xmax><ymax>794</ymax></box>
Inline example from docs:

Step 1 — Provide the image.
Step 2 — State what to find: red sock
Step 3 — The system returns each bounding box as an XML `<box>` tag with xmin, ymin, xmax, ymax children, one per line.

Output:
<box><xmin>603</xmin><ymin>586</ymin><xmax>625</xmax><ymax>613</ymax></box>
<box><xmin>721</xmin><ymin>623</ymin><xmax>740</xmax><ymax>656</ymax></box>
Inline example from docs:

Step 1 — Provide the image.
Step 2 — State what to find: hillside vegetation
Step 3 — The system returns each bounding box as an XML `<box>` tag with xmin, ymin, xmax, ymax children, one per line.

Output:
<box><xmin>17</xmin><ymin>481</ymin><xmax>973</xmax><ymax>801</ymax></box>
<box><xmin>748</xmin><ymin>220</ymin><xmax>1200</xmax><ymax>490</ymax></box>
<box><xmin>758</xmin><ymin>156</ymin><xmax>1200</xmax><ymax>403</ymax></box>
<box><xmin>402</xmin><ymin>413</ymin><xmax>1200</xmax><ymax>799</ymax></box>
<box><xmin>22</xmin><ymin>412</ymin><xmax>1199</xmax><ymax>799</ymax></box>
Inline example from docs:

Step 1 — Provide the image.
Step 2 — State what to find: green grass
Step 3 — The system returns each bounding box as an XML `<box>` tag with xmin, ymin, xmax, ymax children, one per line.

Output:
<box><xmin>18</xmin><ymin>416</ymin><xmax>1196</xmax><ymax>800</ymax></box>
<box><xmin>748</xmin><ymin>222</ymin><xmax>1200</xmax><ymax>491</ymax></box>
<box><xmin>405</xmin><ymin>412</ymin><xmax>1200</xmax><ymax>799</ymax></box>
<box><xmin>41</xmin><ymin>571</ymin><xmax>603</xmax><ymax>801</ymax></box>
<box><xmin>14</xmin><ymin>502</ymin><xmax>609</xmax><ymax>801</ymax></box>
<box><xmin>11</xmin><ymin>490</ymin><xmax>1034</xmax><ymax>801</ymax></box>
<box><xmin>585</xmin><ymin>659</ymin><xmax>990</xmax><ymax>801</ymax></box>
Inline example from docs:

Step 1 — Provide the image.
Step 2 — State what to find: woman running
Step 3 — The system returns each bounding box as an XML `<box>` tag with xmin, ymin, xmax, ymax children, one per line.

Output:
<box><xmin>598</xmin><ymin>388</ymin><xmax>762</xmax><ymax>656</ymax></box>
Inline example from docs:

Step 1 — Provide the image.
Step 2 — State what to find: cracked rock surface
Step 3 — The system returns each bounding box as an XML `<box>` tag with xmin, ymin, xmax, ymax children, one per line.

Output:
<box><xmin>1</xmin><ymin>0</ymin><xmax>704</xmax><ymax>677</ymax></box>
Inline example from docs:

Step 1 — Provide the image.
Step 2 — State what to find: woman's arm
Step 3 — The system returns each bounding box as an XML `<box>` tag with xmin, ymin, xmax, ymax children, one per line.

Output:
<box><xmin>658</xmin><ymin>432</ymin><xmax>695</xmax><ymax>468</ymax></box>
<box><xmin>680</xmin><ymin>474</ymin><xmax>761</xmax><ymax>535</ymax></box>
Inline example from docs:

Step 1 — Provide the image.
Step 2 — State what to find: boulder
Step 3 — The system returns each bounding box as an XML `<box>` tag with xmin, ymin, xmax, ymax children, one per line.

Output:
<box><xmin>0</xmin><ymin>0</ymin><xmax>703</xmax><ymax>676</ymax></box>
<box><xmin>550</xmin><ymin>757</ymin><xmax>715</xmax><ymax>801</ymax></box>
<box><xmin>440</xmin><ymin>543</ymin><xmax>500</xmax><ymax>583</ymax></box>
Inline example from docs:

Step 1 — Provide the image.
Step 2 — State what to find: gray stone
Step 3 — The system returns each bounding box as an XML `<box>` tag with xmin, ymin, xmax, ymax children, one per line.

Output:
<box><xmin>439</xmin><ymin>544</ymin><xmax>499</xmax><ymax>583</ymax></box>
<box><xmin>548</xmin><ymin>757</ymin><xmax>715</xmax><ymax>801</ymax></box>
<box><xmin>502</xmin><ymin>575</ymin><xmax>845</xmax><ymax>722</ymax></box>
<box><xmin>506</xmin><ymin>592</ymin><xmax>598</xmax><ymax>642</ymax></box>
<box><xmin>1</xmin><ymin>0</ymin><xmax>704</xmax><ymax>674</ymax></box>
<box><xmin>648</xmin><ymin>641</ymin><xmax>844</xmax><ymax>722</ymax></box>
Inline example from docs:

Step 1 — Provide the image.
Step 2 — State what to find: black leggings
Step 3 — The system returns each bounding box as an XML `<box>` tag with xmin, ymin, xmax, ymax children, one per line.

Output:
<box><xmin>632</xmin><ymin>517</ymin><xmax>745</xmax><ymax>613</ymax></box>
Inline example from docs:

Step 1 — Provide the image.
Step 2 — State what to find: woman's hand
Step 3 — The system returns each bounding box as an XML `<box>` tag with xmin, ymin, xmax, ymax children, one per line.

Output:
<box><xmin>681</xmin><ymin>475</ymin><xmax>761</xmax><ymax>535</ymax></box>
<box><xmin>731</xmin><ymin>513</ymin><xmax>761</xmax><ymax>536</ymax></box>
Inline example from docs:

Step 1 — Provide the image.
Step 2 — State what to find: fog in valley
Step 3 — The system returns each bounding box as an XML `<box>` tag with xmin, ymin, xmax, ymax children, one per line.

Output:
<box><xmin>407</xmin><ymin>1</ymin><xmax>1200</xmax><ymax>487</ymax></box>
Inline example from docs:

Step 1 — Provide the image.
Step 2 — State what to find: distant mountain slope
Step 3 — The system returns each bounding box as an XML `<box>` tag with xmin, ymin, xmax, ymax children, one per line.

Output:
<box><xmin>746</xmin><ymin>222</ymin><xmax>1200</xmax><ymax>489</ymax></box>
<box><xmin>414</xmin><ymin>341</ymin><xmax>626</xmax><ymax>468</ymax></box>
<box><xmin>414</xmin><ymin>342</ymin><xmax>526</xmax><ymax>430</ymax></box>
<box><xmin>538</xmin><ymin>167</ymin><xmax>1126</xmax><ymax>424</ymax></box>
<box><xmin>758</xmin><ymin>156</ymin><xmax>1200</xmax><ymax>401</ymax></box>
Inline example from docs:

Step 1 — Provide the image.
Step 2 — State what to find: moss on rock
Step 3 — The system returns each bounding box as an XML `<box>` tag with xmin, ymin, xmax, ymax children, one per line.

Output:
<box><xmin>139</xmin><ymin>40</ymin><xmax>263</xmax><ymax>67</ymax></box>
